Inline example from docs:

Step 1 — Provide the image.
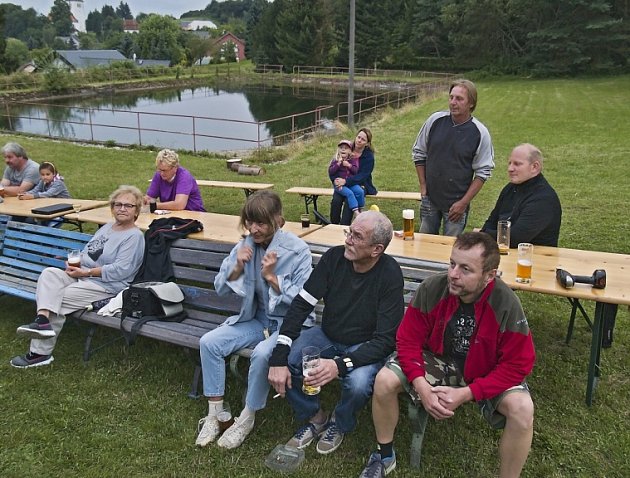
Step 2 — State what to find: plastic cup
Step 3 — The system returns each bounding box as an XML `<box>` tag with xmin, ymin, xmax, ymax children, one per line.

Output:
<box><xmin>301</xmin><ymin>346</ymin><xmax>321</xmax><ymax>395</ymax></box>
<box><xmin>149</xmin><ymin>198</ymin><xmax>157</xmax><ymax>213</ymax></box>
<box><xmin>68</xmin><ymin>249</ymin><xmax>81</xmax><ymax>267</ymax></box>
<box><xmin>217</xmin><ymin>404</ymin><xmax>234</xmax><ymax>433</ymax></box>
<box><xmin>300</xmin><ymin>213</ymin><xmax>310</xmax><ymax>228</ymax></box>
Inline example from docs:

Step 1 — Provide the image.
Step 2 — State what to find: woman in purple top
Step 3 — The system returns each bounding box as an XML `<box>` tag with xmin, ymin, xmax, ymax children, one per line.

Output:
<box><xmin>145</xmin><ymin>149</ymin><xmax>206</xmax><ymax>212</ymax></box>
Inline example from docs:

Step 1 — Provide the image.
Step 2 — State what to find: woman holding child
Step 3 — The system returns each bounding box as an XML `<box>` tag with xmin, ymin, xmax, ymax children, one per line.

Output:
<box><xmin>330</xmin><ymin>127</ymin><xmax>377</xmax><ymax>225</ymax></box>
<box><xmin>195</xmin><ymin>190</ymin><xmax>313</xmax><ymax>450</ymax></box>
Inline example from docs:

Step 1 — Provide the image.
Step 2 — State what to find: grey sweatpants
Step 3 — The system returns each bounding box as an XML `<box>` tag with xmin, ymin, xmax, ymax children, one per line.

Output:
<box><xmin>30</xmin><ymin>267</ymin><xmax>111</xmax><ymax>356</ymax></box>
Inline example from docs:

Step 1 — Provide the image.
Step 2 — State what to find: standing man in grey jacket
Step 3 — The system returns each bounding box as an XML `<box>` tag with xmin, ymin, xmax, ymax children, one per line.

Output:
<box><xmin>412</xmin><ymin>79</ymin><xmax>494</xmax><ymax>236</ymax></box>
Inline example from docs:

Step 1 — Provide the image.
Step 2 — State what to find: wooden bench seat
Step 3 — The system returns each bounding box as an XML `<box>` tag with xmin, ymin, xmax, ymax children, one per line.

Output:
<box><xmin>286</xmin><ymin>186</ymin><xmax>421</xmax><ymax>224</ymax></box>
<box><xmin>71</xmin><ymin>239</ymin><xmax>243</xmax><ymax>397</ymax></box>
<box><xmin>195</xmin><ymin>180</ymin><xmax>274</xmax><ymax>197</ymax></box>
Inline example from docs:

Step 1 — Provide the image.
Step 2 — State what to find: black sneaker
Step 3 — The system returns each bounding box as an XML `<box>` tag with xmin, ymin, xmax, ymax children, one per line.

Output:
<box><xmin>10</xmin><ymin>352</ymin><xmax>54</xmax><ymax>368</ymax></box>
<box><xmin>16</xmin><ymin>320</ymin><xmax>55</xmax><ymax>339</ymax></box>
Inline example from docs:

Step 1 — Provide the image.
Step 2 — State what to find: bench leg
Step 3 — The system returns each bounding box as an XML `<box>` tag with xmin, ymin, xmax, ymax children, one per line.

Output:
<box><xmin>408</xmin><ymin>401</ymin><xmax>429</xmax><ymax>469</ymax></box>
<box><xmin>229</xmin><ymin>354</ymin><xmax>246</xmax><ymax>382</ymax></box>
<box><xmin>81</xmin><ymin>323</ymin><xmax>126</xmax><ymax>362</ymax></box>
<box><xmin>188</xmin><ymin>364</ymin><xmax>203</xmax><ymax>399</ymax></box>
<box><xmin>182</xmin><ymin>348</ymin><xmax>203</xmax><ymax>400</ymax></box>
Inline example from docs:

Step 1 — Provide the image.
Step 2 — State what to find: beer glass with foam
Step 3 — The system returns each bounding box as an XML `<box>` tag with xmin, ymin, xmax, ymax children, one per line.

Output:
<box><xmin>516</xmin><ymin>243</ymin><xmax>533</xmax><ymax>283</ymax></box>
<box><xmin>67</xmin><ymin>249</ymin><xmax>81</xmax><ymax>268</ymax></box>
<box><xmin>403</xmin><ymin>209</ymin><xmax>415</xmax><ymax>241</ymax></box>
<box><xmin>301</xmin><ymin>346</ymin><xmax>321</xmax><ymax>395</ymax></box>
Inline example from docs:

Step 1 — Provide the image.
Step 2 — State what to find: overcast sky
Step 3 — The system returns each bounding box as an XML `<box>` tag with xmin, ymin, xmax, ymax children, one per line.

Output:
<box><xmin>8</xmin><ymin>1</ymin><xmax>214</xmax><ymax>18</ymax></box>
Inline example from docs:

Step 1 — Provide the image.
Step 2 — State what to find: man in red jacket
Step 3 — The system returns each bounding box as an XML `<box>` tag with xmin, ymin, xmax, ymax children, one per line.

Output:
<box><xmin>359</xmin><ymin>232</ymin><xmax>535</xmax><ymax>478</ymax></box>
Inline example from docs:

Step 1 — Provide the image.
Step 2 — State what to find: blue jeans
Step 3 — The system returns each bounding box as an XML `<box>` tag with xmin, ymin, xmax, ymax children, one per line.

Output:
<box><xmin>419</xmin><ymin>195</ymin><xmax>468</xmax><ymax>236</ymax></box>
<box><xmin>334</xmin><ymin>185</ymin><xmax>365</xmax><ymax>211</ymax></box>
<box><xmin>200</xmin><ymin>309</ymin><xmax>280</xmax><ymax>411</ymax></box>
<box><xmin>286</xmin><ymin>326</ymin><xmax>384</xmax><ymax>433</ymax></box>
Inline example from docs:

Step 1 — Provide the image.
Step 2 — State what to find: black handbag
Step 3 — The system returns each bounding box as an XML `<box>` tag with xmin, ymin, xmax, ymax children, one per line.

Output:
<box><xmin>120</xmin><ymin>281</ymin><xmax>187</xmax><ymax>344</ymax></box>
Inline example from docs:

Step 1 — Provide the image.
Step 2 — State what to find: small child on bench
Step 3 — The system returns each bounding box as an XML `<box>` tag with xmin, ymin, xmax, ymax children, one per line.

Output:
<box><xmin>328</xmin><ymin>140</ymin><xmax>364</xmax><ymax>220</ymax></box>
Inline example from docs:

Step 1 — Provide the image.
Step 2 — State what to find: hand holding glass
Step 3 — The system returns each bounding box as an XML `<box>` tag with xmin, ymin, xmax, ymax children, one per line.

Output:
<box><xmin>67</xmin><ymin>249</ymin><xmax>81</xmax><ymax>268</ymax></box>
<box><xmin>301</xmin><ymin>346</ymin><xmax>321</xmax><ymax>395</ymax></box>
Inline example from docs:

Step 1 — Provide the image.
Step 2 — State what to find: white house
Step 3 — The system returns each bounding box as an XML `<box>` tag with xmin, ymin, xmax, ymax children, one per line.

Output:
<box><xmin>69</xmin><ymin>0</ymin><xmax>87</xmax><ymax>33</ymax></box>
<box><xmin>181</xmin><ymin>20</ymin><xmax>217</xmax><ymax>31</ymax></box>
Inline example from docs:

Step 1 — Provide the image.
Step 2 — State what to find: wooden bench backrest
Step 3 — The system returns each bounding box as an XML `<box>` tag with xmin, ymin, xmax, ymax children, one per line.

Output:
<box><xmin>169</xmin><ymin>238</ymin><xmax>244</xmax><ymax>325</ymax></box>
<box><xmin>0</xmin><ymin>214</ymin><xmax>8</xmax><ymax>252</ymax></box>
<box><xmin>0</xmin><ymin>220</ymin><xmax>92</xmax><ymax>300</ymax></box>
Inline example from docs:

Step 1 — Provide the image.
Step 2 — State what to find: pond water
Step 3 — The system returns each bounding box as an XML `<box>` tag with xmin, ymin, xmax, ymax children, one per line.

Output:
<box><xmin>2</xmin><ymin>84</ymin><xmax>373</xmax><ymax>152</ymax></box>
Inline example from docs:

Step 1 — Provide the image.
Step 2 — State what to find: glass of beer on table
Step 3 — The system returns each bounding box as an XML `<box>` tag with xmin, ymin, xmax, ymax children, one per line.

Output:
<box><xmin>516</xmin><ymin>243</ymin><xmax>533</xmax><ymax>283</ymax></box>
<box><xmin>402</xmin><ymin>209</ymin><xmax>415</xmax><ymax>241</ymax></box>
<box><xmin>497</xmin><ymin>220</ymin><xmax>511</xmax><ymax>255</ymax></box>
<box><xmin>301</xmin><ymin>346</ymin><xmax>321</xmax><ymax>395</ymax></box>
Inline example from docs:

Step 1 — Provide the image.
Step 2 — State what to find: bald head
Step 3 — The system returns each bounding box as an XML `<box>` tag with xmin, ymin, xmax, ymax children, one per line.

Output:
<box><xmin>354</xmin><ymin>210</ymin><xmax>394</xmax><ymax>250</ymax></box>
<box><xmin>507</xmin><ymin>143</ymin><xmax>543</xmax><ymax>184</ymax></box>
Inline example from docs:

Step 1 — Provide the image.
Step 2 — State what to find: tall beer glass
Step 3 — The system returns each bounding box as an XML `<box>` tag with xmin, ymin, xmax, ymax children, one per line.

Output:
<box><xmin>516</xmin><ymin>243</ymin><xmax>533</xmax><ymax>283</ymax></box>
<box><xmin>403</xmin><ymin>209</ymin><xmax>415</xmax><ymax>241</ymax></box>
<box><xmin>302</xmin><ymin>346</ymin><xmax>321</xmax><ymax>395</ymax></box>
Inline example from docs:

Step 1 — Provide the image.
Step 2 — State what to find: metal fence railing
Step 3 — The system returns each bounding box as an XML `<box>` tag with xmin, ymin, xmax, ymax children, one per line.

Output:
<box><xmin>0</xmin><ymin>68</ymin><xmax>453</xmax><ymax>152</ymax></box>
<box><xmin>0</xmin><ymin>101</ymin><xmax>337</xmax><ymax>152</ymax></box>
<box><xmin>293</xmin><ymin>65</ymin><xmax>455</xmax><ymax>80</ymax></box>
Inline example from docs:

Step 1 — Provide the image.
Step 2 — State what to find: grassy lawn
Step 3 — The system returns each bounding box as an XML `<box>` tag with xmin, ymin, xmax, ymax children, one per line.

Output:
<box><xmin>1</xmin><ymin>75</ymin><xmax>629</xmax><ymax>477</ymax></box>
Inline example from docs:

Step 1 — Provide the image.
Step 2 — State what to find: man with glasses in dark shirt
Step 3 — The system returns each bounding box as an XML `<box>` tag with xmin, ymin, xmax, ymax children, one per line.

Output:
<box><xmin>268</xmin><ymin>211</ymin><xmax>404</xmax><ymax>456</ymax></box>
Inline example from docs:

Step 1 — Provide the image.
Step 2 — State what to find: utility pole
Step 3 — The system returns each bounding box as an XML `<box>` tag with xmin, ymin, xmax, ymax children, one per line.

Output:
<box><xmin>347</xmin><ymin>0</ymin><xmax>355</xmax><ymax>128</ymax></box>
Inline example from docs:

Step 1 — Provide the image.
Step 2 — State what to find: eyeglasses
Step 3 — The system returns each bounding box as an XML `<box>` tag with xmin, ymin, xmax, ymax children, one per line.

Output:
<box><xmin>112</xmin><ymin>202</ymin><xmax>136</xmax><ymax>210</ymax></box>
<box><xmin>344</xmin><ymin>228</ymin><xmax>369</xmax><ymax>244</ymax></box>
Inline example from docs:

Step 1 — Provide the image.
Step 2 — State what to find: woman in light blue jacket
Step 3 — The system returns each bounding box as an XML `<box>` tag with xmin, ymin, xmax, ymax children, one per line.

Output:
<box><xmin>196</xmin><ymin>190</ymin><xmax>313</xmax><ymax>450</ymax></box>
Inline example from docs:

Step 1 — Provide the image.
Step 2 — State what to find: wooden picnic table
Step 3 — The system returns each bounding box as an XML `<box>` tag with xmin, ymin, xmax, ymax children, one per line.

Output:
<box><xmin>304</xmin><ymin>224</ymin><xmax>630</xmax><ymax>406</ymax></box>
<box><xmin>65</xmin><ymin>207</ymin><xmax>323</xmax><ymax>243</ymax></box>
<box><xmin>0</xmin><ymin>197</ymin><xmax>108</xmax><ymax>220</ymax></box>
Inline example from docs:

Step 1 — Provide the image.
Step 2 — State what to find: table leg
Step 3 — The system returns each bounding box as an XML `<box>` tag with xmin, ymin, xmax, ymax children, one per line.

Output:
<box><xmin>585</xmin><ymin>302</ymin><xmax>617</xmax><ymax>406</ymax></box>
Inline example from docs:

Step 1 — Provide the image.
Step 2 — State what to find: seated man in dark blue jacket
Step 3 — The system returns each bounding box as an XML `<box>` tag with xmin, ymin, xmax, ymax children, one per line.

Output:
<box><xmin>481</xmin><ymin>143</ymin><xmax>562</xmax><ymax>247</ymax></box>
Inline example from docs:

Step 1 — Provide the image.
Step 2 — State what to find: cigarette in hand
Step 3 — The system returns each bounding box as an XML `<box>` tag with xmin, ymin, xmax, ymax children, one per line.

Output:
<box><xmin>273</xmin><ymin>393</ymin><xmax>281</xmax><ymax>399</ymax></box>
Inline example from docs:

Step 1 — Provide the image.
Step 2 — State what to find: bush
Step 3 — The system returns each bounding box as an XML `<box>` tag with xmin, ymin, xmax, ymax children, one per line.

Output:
<box><xmin>43</xmin><ymin>67</ymin><xmax>71</xmax><ymax>93</ymax></box>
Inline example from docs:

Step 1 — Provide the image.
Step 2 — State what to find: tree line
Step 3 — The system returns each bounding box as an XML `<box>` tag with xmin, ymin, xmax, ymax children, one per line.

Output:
<box><xmin>0</xmin><ymin>1</ymin><xmax>243</xmax><ymax>73</ymax></box>
<box><xmin>243</xmin><ymin>0</ymin><xmax>629</xmax><ymax>76</ymax></box>
<box><xmin>2</xmin><ymin>0</ymin><xmax>629</xmax><ymax>76</ymax></box>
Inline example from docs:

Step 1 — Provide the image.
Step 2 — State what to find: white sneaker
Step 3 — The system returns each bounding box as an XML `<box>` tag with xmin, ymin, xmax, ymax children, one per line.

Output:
<box><xmin>216</xmin><ymin>416</ymin><xmax>255</xmax><ymax>449</ymax></box>
<box><xmin>196</xmin><ymin>415</ymin><xmax>220</xmax><ymax>447</ymax></box>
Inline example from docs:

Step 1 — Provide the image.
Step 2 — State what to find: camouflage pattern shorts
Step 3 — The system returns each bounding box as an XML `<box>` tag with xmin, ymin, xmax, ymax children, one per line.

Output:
<box><xmin>385</xmin><ymin>351</ymin><xmax>529</xmax><ymax>430</ymax></box>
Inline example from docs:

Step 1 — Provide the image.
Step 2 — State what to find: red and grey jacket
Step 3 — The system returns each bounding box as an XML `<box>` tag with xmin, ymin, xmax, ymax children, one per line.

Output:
<box><xmin>396</xmin><ymin>273</ymin><xmax>535</xmax><ymax>401</ymax></box>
